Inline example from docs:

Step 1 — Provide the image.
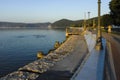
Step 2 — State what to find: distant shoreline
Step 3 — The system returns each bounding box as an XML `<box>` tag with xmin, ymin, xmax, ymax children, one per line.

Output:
<box><xmin>0</xmin><ymin>27</ymin><xmax>48</xmax><ymax>29</ymax></box>
<box><xmin>0</xmin><ymin>22</ymin><xmax>51</xmax><ymax>29</ymax></box>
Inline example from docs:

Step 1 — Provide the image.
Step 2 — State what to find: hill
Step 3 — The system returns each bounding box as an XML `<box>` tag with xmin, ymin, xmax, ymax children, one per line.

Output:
<box><xmin>51</xmin><ymin>14</ymin><xmax>113</xmax><ymax>29</ymax></box>
<box><xmin>51</xmin><ymin>19</ymin><xmax>84</xmax><ymax>28</ymax></box>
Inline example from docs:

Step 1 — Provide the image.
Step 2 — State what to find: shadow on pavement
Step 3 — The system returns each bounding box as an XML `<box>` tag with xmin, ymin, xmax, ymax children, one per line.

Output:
<box><xmin>36</xmin><ymin>70</ymin><xmax>72</xmax><ymax>80</ymax></box>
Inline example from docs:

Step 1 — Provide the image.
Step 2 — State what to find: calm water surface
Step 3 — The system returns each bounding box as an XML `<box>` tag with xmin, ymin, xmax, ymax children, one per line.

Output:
<box><xmin>0</xmin><ymin>29</ymin><xmax>65</xmax><ymax>77</ymax></box>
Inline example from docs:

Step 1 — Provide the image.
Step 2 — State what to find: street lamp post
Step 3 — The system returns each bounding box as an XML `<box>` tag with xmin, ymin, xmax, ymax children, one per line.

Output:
<box><xmin>96</xmin><ymin>0</ymin><xmax>102</xmax><ymax>50</ymax></box>
<box><xmin>83</xmin><ymin>12</ymin><xmax>87</xmax><ymax>31</ymax></box>
<box><xmin>88</xmin><ymin>12</ymin><xmax>90</xmax><ymax>27</ymax></box>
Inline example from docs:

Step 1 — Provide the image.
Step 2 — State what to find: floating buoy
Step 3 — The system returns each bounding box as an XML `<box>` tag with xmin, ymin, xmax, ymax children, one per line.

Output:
<box><xmin>37</xmin><ymin>51</ymin><xmax>44</xmax><ymax>59</ymax></box>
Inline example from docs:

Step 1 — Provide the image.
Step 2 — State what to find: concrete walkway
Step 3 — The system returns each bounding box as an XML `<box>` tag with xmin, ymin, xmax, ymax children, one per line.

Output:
<box><xmin>36</xmin><ymin>35</ymin><xmax>88</xmax><ymax>80</ymax></box>
<box><xmin>71</xmin><ymin>38</ymin><xmax>106</xmax><ymax>80</ymax></box>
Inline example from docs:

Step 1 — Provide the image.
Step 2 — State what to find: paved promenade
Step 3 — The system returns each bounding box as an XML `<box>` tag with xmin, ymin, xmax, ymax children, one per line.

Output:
<box><xmin>36</xmin><ymin>35</ymin><xmax>88</xmax><ymax>80</ymax></box>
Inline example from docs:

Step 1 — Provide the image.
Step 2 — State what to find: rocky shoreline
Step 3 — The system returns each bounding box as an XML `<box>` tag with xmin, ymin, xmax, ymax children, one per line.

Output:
<box><xmin>0</xmin><ymin>34</ymin><xmax>87</xmax><ymax>80</ymax></box>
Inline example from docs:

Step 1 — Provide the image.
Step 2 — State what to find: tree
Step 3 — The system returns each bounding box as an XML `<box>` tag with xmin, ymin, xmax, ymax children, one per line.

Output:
<box><xmin>109</xmin><ymin>0</ymin><xmax>120</xmax><ymax>26</ymax></box>
<box><xmin>101</xmin><ymin>14</ymin><xmax>113</xmax><ymax>27</ymax></box>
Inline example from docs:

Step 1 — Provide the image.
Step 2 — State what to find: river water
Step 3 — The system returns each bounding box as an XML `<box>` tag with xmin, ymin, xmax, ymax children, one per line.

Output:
<box><xmin>0</xmin><ymin>28</ymin><xmax>65</xmax><ymax>77</ymax></box>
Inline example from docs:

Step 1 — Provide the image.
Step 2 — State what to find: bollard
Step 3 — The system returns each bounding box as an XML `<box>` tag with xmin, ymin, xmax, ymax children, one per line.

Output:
<box><xmin>54</xmin><ymin>41</ymin><xmax>60</xmax><ymax>49</ymax></box>
<box><xmin>37</xmin><ymin>51</ymin><xmax>44</xmax><ymax>59</ymax></box>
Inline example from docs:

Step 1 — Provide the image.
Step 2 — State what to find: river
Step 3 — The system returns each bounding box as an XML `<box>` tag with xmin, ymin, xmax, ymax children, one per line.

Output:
<box><xmin>0</xmin><ymin>28</ymin><xmax>65</xmax><ymax>77</ymax></box>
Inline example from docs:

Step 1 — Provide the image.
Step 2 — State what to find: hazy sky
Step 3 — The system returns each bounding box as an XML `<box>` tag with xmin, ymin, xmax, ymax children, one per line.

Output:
<box><xmin>0</xmin><ymin>0</ymin><xmax>111</xmax><ymax>23</ymax></box>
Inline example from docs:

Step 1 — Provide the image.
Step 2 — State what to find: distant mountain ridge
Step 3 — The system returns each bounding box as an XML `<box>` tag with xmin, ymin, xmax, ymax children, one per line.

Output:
<box><xmin>0</xmin><ymin>22</ymin><xmax>51</xmax><ymax>28</ymax></box>
<box><xmin>51</xmin><ymin>19</ymin><xmax>84</xmax><ymax>28</ymax></box>
<box><xmin>0</xmin><ymin>19</ymin><xmax>84</xmax><ymax>29</ymax></box>
<box><xmin>0</xmin><ymin>14</ymin><xmax>113</xmax><ymax>29</ymax></box>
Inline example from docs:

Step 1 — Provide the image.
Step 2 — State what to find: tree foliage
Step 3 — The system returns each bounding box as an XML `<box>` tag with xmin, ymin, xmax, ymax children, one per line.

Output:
<box><xmin>109</xmin><ymin>0</ymin><xmax>120</xmax><ymax>26</ymax></box>
<box><xmin>101</xmin><ymin>14</ymin><xmax>113</xmax><ymax>27</ymax></box>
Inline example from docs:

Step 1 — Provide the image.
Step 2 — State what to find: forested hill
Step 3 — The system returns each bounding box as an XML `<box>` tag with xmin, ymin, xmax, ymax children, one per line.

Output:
<box><xmin>51</xmin><ymin>19</ymin><xmax>84</xmax><ymax>28</ymax></box>
<box><xmin>0</xmin><ymin>22</ymin><xmax>51</xmax><ymax>28</ymax></box>
<box><xmin>51</xmin><ymin>14</ymin><xmax>114</xmax><ymax>29</ymax></box>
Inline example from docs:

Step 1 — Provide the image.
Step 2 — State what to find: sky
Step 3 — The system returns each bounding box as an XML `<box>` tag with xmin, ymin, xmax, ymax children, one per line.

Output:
<box><xmin>0</xmin><ymin>0</ymin><xmax>111</xmax><ymax>23</ymax></box>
